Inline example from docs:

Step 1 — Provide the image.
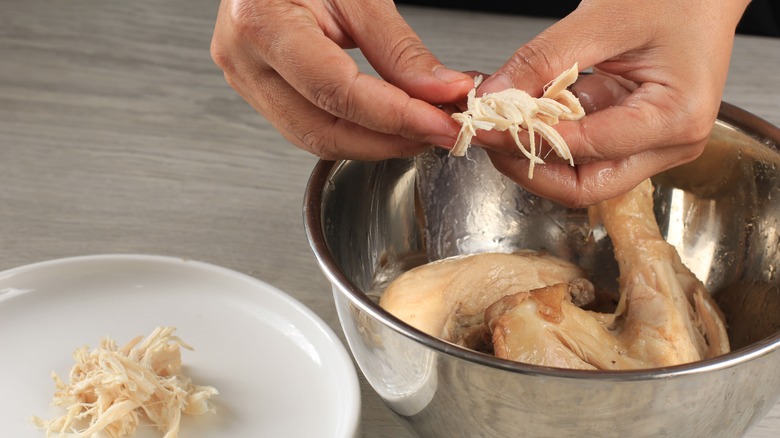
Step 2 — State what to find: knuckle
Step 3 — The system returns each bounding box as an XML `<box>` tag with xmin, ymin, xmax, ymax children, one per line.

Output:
<box><xmin>677</xmin><ymin>141</ymin><xmax>707</xmax><ymax>164</ymax></box>
<box><xmin>299</xmin><ymin>124</ymin><xmax>339</xmax><ymax>160</ymax></box>
<box><xmin>573</xmin><ymin>118</ymin><xmax>604</xmax><ymax>161</ymax></box>
<box><xmin>665</xmin><ymin>93</ymin><xmax>718</xmax><ymax>145</ymax></box>
<box><xmin>312</xmin><ymin>78</ymin><xmax>356</xmax><ymax>121</ymax></box>
<box><xmin>375</xmin><ymin>90</ymin><xmax>414</xmax><ymax>137</ymax></box>
<box><xmin>505</xmin><ymin>38</ymin><xmax>560</xmax><ymax>90</ymax></box>
<box><xmin>679</xmin><ymin>112</ymin><xmax>715</xmax><ymax>146</ymax></box>
<box><xmin>210</xmin><ymin>39</ymin><xmax>234</xmax><ymax>74</ymax></box>
<box><xmin>227</xmin><ymin>0</ymin><xmax>285</xmax><ymax>54</ymax></box>
<box><xmin>211</xmin><ymin>0</ymin><xmax>269</xmax><ymax>75</ymax></box>
<box><xmin>388</xmin><ymin>35</ymin><xmax>431</xmax><ymax>70</ymax></box>
<box><xmin>229</xmin><ymin>0</ymin><xmax>262</xmax><ymax>38</ymax></box>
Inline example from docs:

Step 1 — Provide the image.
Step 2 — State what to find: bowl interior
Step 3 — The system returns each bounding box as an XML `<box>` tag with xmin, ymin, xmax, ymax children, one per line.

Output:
<box><xmin>312</xmin><ymin>103</ymin><xmax>780</xmax><ymax>353</ymax></box>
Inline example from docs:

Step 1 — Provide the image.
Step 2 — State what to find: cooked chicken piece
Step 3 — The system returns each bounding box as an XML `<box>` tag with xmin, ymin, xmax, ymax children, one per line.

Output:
<box><xmin>450</xmin><ymin>63</ymin><xmax>585</xmax><ymax>179</ymax></box>
<box><xmin>379</xmin><ymin>251</ymin><xmax>587</xmax><ymax>350</ymax></box>
<box><xmin>486</xmin><ymin>282</ymin><xmax>645</xmax><ymax>370</ymax></box>
<box><xmin>485</xmin><ymin>179</ymin><xmax>730</xmax><ymax>369</ymax></box>
<box><xmin>595</xmin><ymin>178</ymin><xmax>730</xmax><ymax>364</ymax></box>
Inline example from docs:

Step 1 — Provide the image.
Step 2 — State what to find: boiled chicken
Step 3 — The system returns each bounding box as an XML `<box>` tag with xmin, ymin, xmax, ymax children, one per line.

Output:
<box><xmin>380</xmin><ymin>179</ymin><xmax>730</xmax><ymax>370</ymax></box>
<box><xmin>379</xmin><ymin>251</ymin><xmax>587</xmax><ymax>351</ymax></box>
<box><xmin>486</xmin><ymin>179</ymin><xmax>729</xmax><ymax>369</ymax></box>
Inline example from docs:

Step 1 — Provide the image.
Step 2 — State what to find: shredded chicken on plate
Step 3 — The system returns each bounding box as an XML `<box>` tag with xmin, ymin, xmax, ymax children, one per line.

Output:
<box><xmin>31</xmin><ymin>327</ymin><xmax>218</xmax><ymax>438</ymax></box>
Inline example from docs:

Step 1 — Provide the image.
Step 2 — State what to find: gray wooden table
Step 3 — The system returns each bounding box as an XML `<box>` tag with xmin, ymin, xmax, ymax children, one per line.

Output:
<box><xmin>2</xmin><ymin>1</ymin><xmax>779</xmax><ymax>436</ymax></box>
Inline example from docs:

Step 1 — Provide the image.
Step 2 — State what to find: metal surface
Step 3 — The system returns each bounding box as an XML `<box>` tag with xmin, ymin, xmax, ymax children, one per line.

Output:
<box><xmin>304</xmin><ymin>102</ymin><xmax>780</xmax><ymax>438</ymax></box>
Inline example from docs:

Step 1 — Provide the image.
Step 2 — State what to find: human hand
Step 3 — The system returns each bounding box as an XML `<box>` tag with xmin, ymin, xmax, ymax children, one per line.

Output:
<box><xmin>473</xmin><ymin>0</ymin><xmax>751</xmax><ymax>207</ymax></box>
<box><xmin>210</xmin><ymin>0</ymin><xmax>473</xmax><ymax>160</ymax></box>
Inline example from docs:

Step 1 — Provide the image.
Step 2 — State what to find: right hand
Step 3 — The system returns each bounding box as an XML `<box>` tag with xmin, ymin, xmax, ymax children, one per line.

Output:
<box><xmin>473</xmin><ymin>0</ymin><xmax>750</xmax><ymax>207</ymax></box>
<box><xmin>210</xmin><ymin>0</ymin><xmax>474</xmax><ymax>160</ymax></box>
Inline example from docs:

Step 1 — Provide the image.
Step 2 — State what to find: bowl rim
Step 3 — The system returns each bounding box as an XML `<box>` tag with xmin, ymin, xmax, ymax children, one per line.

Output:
<box><xmin>303</xmin><ymin>102</ymin><xmax>780</xmax><ymax>381</ymax></box>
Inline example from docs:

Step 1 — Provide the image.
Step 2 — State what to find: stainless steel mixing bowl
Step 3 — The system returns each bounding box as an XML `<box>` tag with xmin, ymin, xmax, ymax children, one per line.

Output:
<box><xmin>304</xmin><ymin>102</ymin><xmax>780</xmax><ymax>438</ymax></box>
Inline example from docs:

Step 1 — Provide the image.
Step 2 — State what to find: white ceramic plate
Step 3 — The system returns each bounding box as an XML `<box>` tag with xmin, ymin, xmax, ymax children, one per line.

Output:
<box><xmin>0</xmin><ymin>255</ymin><xmax>360</xmax><ymax>438</ymax></box>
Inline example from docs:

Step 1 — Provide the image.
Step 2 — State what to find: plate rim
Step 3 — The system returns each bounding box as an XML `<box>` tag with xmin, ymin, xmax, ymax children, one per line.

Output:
<box><xmin>0</xmin><ymin>253</ymin><xmax>362</xmax><ymax>438</ymax></box>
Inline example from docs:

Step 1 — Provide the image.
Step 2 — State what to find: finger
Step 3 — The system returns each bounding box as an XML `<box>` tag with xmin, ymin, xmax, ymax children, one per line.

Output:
<box><xmin>225</xmin><ymin>63</ymin><xmax>431</xmax><ymax>161</ymax></box>
<box><xmin>477</xmin><ymin>3</ymin><xmax>649</xmax><ymax>96</ymax></box>
<box><xmin>338</xmin><ymin>1</ymin><xmax>474</xmax><ymax>104</ymax></box>
<box><xmin>555</xmin><ymin>81</ymin><xmax>713</xmax><ymax>162</ymax></box>
<box><xmin>473</xmin><ymin>76</ymin><xmax>710</xmax><ymax>164</ymax></box>
<box><xmin>485</xmin><ymin>142</ymin><xmax>698</xmax><ymax>208</ymax></box>
<box><xmin>236</xmin><ymin>2</ymin><xmax>462</xmax><ymax>147</ymax></box>
<box><xmin>570</xmin><ymin>71</ymin><xmax>636</xmax><ymax>113</ymax></box>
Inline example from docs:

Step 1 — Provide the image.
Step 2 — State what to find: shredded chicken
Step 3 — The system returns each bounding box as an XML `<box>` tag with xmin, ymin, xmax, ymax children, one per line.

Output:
<box><xmin>380</xmin><ymin>180</ymin><xmax>730</xmax><ymax>370</ymax></box>
<box><xmin>31</xmin><ymin>327</ymin><xmax>218</xmax><ymax>438</ymax></box>
<box><xmin>450</xmin><ymin>63</ymin><xmax>585</xmax><ymax>179</ymax></box>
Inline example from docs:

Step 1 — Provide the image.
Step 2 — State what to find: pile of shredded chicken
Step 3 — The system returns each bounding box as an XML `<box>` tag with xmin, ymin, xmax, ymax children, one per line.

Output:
<box><xmin>450</xmin><ymin>63</ymin><xmax>584</xmax><ymax>179</ymax></box>
<box><xmin>31</xmin><ymin>327</ymin><xmax>218</xmax><ymax>437</ymax></box>
<box><xmin>380</xmin><ymin>180</ymin><xmax>730</xmax><ymax>370</ymax></box>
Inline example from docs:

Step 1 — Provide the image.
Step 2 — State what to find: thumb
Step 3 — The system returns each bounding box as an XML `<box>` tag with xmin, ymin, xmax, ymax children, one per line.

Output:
<box><xmin>344</xmin><ymin>2</ymin><xmax>473</xmax><ymax>104</ymax></box>
<box><xmin>478</xmin><ymin>3</ymin><xmax>643</xmax><ymax>96</ymax></box>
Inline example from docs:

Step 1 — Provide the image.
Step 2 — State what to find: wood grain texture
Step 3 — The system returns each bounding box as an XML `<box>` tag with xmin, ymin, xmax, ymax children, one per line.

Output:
<box><xmin>1</xmin><ymin>1</ymin><xmax>778</xmax><ymax>437</ymax></box>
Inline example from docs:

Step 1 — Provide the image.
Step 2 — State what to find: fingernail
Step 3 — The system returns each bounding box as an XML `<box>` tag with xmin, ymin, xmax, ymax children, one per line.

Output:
<box><xmin>433</xmin><ymin>66</ymin><xmax>471</xmax><ymax>84</ymax></box>
<box><xmin>426</xmin><ymin>134</ymin><xmax>456</xmax><ymax>148</ymax></box>
<box><xmin>478</xmin><ymin>73</ymin><xmax>514</xmax><ymax>95</ymax></box>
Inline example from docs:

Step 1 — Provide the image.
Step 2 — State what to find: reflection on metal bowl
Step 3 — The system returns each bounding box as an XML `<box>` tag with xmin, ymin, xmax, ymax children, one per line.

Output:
<box><xmin>304</xmin><ymin>102</ymin><xmax>780</xmax><ymax>438</ymax></box>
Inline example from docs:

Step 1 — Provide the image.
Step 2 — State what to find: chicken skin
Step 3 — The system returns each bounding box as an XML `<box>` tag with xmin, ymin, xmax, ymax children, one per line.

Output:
<box><xmin>487</xmin><ymin>179</ymin><xmax>729</xmax><ymax>369</ymax></box>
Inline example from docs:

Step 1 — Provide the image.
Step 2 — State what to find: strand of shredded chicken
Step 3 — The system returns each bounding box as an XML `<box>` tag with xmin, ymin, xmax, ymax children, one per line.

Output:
<box><xmin>450</xmin><ymin>63</ymin><xmax>585</xmax><ymax>179</ymax></box>
<box><xmin>31</xmin><ymin>327</ymin><xmax>218</xmax><ymax>438</ymax></box>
